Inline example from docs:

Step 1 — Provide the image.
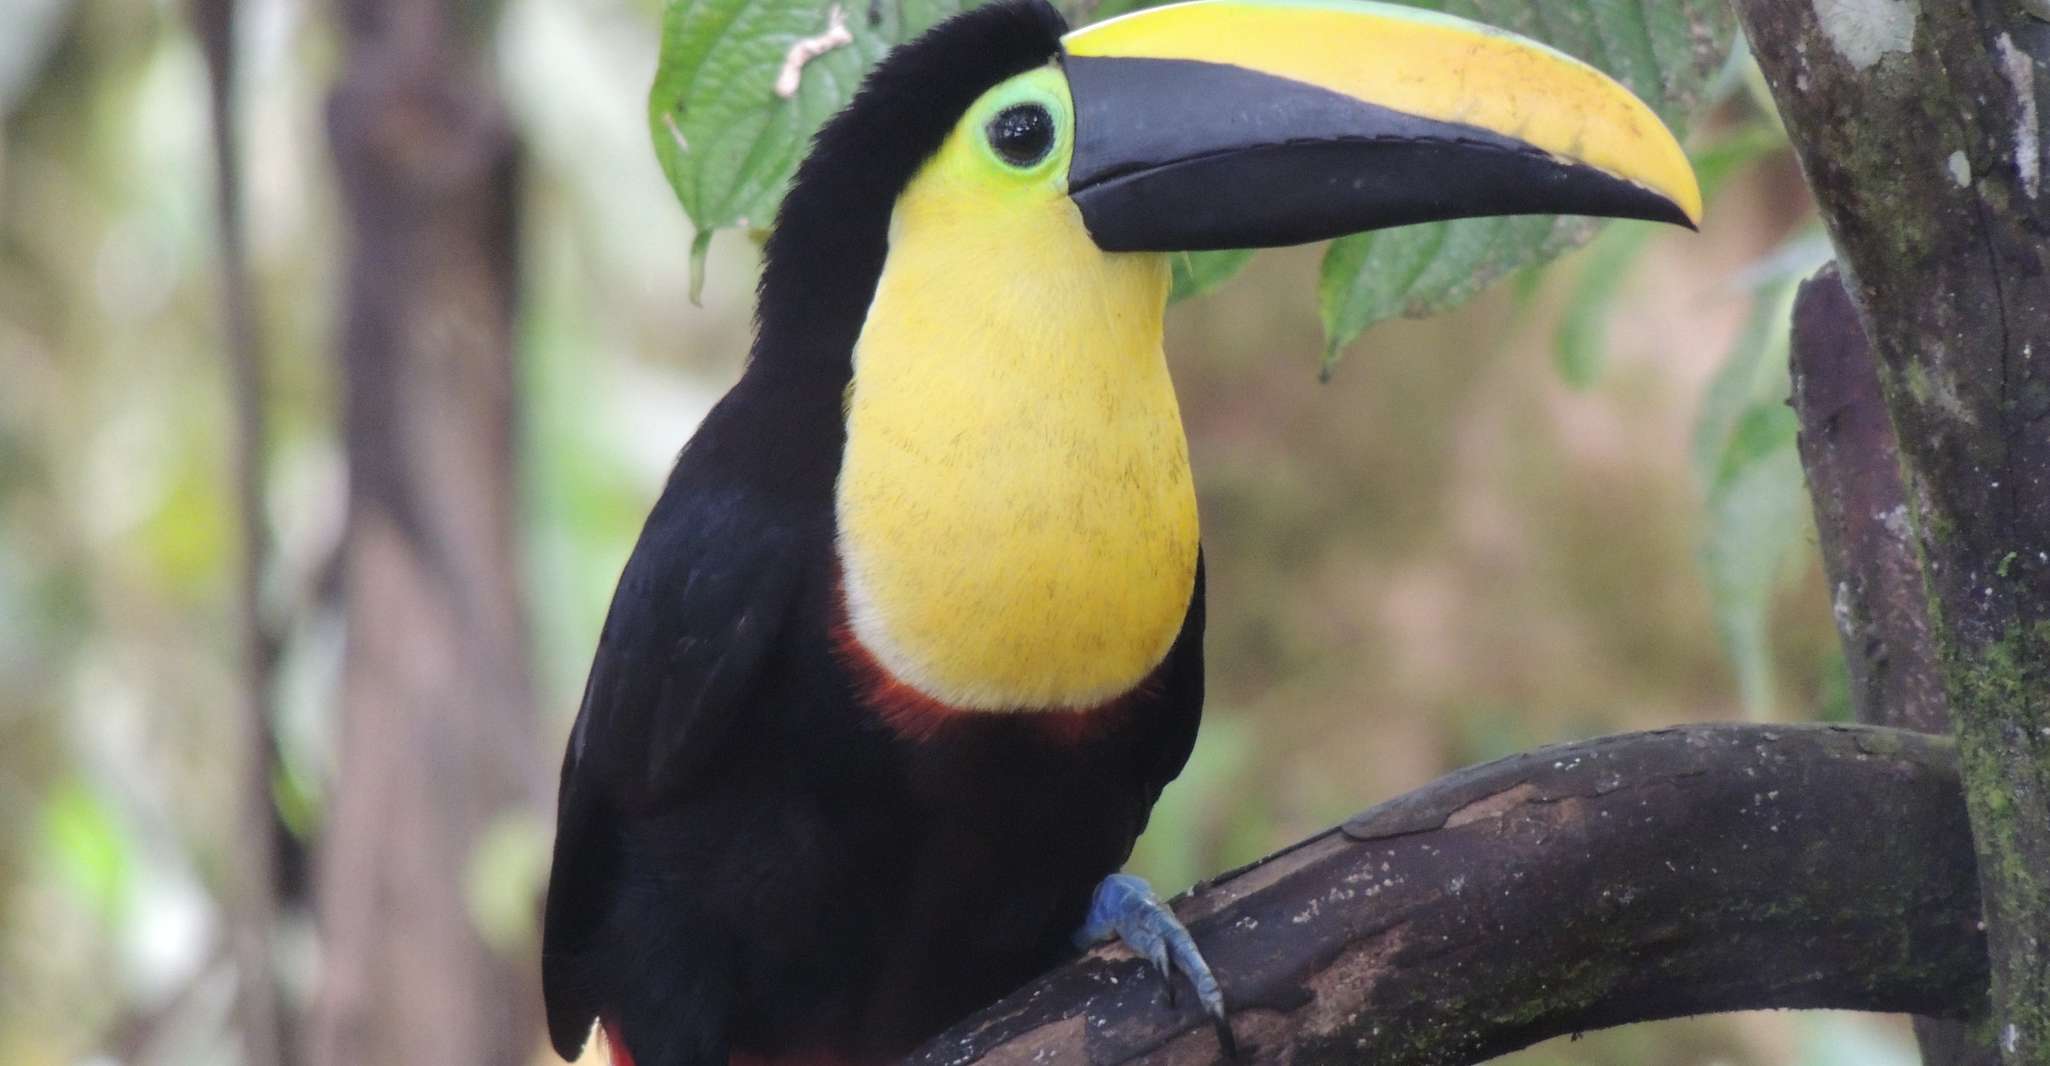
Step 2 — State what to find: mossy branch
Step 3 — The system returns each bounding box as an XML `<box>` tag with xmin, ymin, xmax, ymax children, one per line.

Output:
<box><xmin>1730</xmin><ymin>3</ymin><xmax>2050</xmax><ymax>1061</ymax></box>
<box><xmin>909</xmin><ymin>724</ymin><xmax>1986</xmax><ymax>1066</ymax></box>
<box><xmin>1790</xmin><ymin>264</ymin><xmax>2000</xmax><ymax>1066</ymax></box>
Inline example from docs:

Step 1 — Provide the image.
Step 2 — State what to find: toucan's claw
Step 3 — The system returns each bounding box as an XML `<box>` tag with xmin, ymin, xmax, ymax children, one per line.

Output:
<box><xmin>1075</xmin><ymin>874</ymin><xmax>1236</xmax><ymax>1058</ymax></box>
<box><xmin>1146</xmin><ymin>939</ymin><xmax>1176</xmax><ymax>1006</ymax></box>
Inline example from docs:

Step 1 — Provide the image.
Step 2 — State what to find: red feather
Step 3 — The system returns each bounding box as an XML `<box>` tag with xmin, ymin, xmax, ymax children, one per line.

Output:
<box><xmin>602</xmin><ymin>1019</ymin><xmax>635</xmax><ymax>1066</ymax></box>
<box><xmin>828</xmin><ymin>574</ymin><xmax>1151</xmax><ymax>745</ymax></box>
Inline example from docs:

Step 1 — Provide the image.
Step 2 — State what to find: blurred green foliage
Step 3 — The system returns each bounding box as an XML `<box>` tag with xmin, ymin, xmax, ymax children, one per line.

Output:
<box><xmin>1693</xmin><ymin>230</ymin><xmax>1833</xmax><ymax>717</ymax></box>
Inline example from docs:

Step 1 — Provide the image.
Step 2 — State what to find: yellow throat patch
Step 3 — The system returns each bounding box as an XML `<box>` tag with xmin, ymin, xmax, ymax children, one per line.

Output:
<box><xmin>835</xmin><ymin>66</ymin><xmax>1199</xmax><ymax>713</ymax></box>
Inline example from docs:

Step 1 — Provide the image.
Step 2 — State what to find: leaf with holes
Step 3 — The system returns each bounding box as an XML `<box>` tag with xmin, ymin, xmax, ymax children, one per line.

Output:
<box><xmin>649</xmin><ymin>0</ymin><xmax>974</xmax><ymax>293</ymax></box>
<box><xmin>1318</xmin><ymin>0</ymin><xmax>1734</xmax><ymax>365</ymax></box>
<box><xmin>653</xmin><ymin>0</ymin><xmax>1732</xmax><ymax>330</ymax></box>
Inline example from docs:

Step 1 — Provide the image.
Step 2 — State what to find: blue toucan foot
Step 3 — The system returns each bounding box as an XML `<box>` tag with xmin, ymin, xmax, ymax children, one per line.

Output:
<box><xmin>1075</xmin><ymin>873</ymin><xmax>1236</xmax><ymax>1057</ymax></box>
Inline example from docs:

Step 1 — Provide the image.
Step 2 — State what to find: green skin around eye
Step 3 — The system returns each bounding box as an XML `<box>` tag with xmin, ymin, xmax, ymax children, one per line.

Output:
<box><xmin>969</xmin><ymin>68</ymin><xmax>1073</xmax><ymax>179</ymax></box>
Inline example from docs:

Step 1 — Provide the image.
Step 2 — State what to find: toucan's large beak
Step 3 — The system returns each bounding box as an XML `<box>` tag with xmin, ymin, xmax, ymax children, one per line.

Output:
<box><xmin>1060</xmin><ymin>0</ymin><xmax>1703</xmax><ymax>252</ymax></box>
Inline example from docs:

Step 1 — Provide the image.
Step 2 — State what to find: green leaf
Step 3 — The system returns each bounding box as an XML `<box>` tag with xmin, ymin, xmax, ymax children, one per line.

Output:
<box><xmin>687</xmin><ymin>228</ymin><xmax>715</xmax><ymax>305</ymax></box>
<box><xmin>1552</xmin><ymin>220</ymin><xmax>1657</xmax><ymax>389</ymax></box>
<box><xmin>649</xmin><ymin>0</ymin><xmax>973</xmax><ymax>241</ymax></box>
<box><xmin>1170</xmin><ymin>249</ymin><xmax>1256</xmax><ymax>303</ymax></box>
<box><xmin>1317</xmin><ymin>0</ymin><xmax>1735</xmax><ymax>363</ymax></box>
<box><xmin>1700</xmin><ymin>400</ymin><xmax>1805</xmax><ymax>719</ymax></box>
<box><xmin>1692</xmin><ymin>282</ymin><xmax>1790</xmax><ymax>486</ymax></box>
<box><xmin>465</xmin><ymin>811</ymin><xmax>551</xmax><ymax>956</ymax></box>
<box><xmin>1689</xmin><ymin>118</ymin><xmax>1789</xmax><ymax>196</ymax></box>
<box><xmin>1692</xmin><ymin>270</ymin><xmax>1822</xmax><ymax>721</ymax></box>
<box><xmin>39</xmin><ymin>777</ymin><xmax>131</xmax><ymax>919</ymax></box>
<box><xmin>1690</xmin><ymin>227</ymin><xmax>1829</xmax><ymax>483</ymax></box>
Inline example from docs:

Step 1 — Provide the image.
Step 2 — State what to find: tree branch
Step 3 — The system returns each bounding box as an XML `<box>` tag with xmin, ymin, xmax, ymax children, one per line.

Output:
<box><xmin>1791</xmin><ymin>265</ymin><xmax>1949</xmax><ymax>735</ymax></box>
<box><xmin>1731</xmin><ymin>2</ymin><xmax>2050</xmax><ymax>1059</ymax></box>
<box><xmin>910</xmin><ymin>724</ymin><xmax>1986</xmax><ymax>1066</ymax></box>
<box><xmin>191</xmin><ymin>0</ymin><xmax>288</xmax><ymax>1058</ymax></box>
<box><xmin>1791</xmin><ymin>264</ymin><xmax>1998</xmax><ymax>1066</ymax></box>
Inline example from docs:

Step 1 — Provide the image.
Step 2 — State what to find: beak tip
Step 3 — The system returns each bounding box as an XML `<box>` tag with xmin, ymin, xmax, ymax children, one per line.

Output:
<box><xmin>1677</xmin><ymin>189</ymin><xmax>1705</xmax><ymax>231</ymax></box>
<box><xmin>1649</xmin><ymin>182</ymin><xmax>1703</xmax><ymax>231</ymax></box>
<box><xmin>1673</xmin><ymin>200</ymin><xmax>1704</xmax><ymax>232</ymax></box>
<box><xmin>1667</xmin><ymin>170</ymin><xmax>1705</xmax><ymax>231</ymax></box>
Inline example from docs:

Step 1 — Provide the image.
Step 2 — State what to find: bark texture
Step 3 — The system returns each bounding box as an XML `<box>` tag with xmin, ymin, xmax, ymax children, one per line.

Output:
<box><xmin>911</xmin><ymin>724</ymin><xmax>1986</xmax><ymax>1066</ymax></box>
<box><xmin>1791</xmin><ymin>266</ymin><xmax>1949</xmax><ymax>734</ymax></box>
<box><xmin>1731</xmin><ymin>4</ymin><xmax>2050</xmax><ymax>1060</ymax></box>
<box><xmin>1791</xmin><ymin>264</ymin><xmax>1999</xmax><ymax>1066</ymax></box>
<box><xmin>307</xmin><ymin>2</ymin><xmax>540</xmax><ymax>1062</ymax></box>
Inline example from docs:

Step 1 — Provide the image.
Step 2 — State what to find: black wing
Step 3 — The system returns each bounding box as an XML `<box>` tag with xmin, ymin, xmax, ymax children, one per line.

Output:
<box><xmin>1139</xmin><ymin>552</ymin><xmax>1205</xmax><ymax>825</ymax></box>
<box><xmin>540</xmin><ymin>381</ymin><xmax>838</xmax><ymax>1060</ymax></box>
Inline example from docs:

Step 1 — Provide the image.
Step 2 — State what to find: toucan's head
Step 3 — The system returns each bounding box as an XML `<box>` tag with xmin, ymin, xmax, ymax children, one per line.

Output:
<box><xmin>789</xmin><ymin>0</ymin><xmax>1698</xmax><ymax>712</ymax></box>
<box><xmin>755</xmin><ymin>0</ymin><xmax>1698</xmax><ymax>367</ymax></box>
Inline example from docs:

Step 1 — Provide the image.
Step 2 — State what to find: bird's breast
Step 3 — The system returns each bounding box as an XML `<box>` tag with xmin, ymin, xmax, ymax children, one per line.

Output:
<box><xmin>834</xmin><ymin>385</ymin><xmax>1198</xmax><ymax>712</ymax></box>
<box><xmin>833</xmin><ymin>221</ymin><xmax>1196</xmax><ymax>714</ymax></box>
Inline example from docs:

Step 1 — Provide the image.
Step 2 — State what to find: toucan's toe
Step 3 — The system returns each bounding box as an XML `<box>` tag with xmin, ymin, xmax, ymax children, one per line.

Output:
<box><xmin>1075</xmin><ymin>873</ymin><xmax>1236</xmax><ymax>1057</ymax></box>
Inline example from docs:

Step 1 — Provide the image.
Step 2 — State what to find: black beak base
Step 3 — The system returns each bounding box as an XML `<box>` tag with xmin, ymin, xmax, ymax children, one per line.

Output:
<box><xmin>1063</xmin><ymin>56</ymin><xmax>1694</xmax><ymax>253</ymax></box>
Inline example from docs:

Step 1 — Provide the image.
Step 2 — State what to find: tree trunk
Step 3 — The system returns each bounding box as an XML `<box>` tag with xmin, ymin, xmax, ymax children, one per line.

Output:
<box><xmin>1731</xmin><ymin>3</ymin><xmax>2050</xmax><ymax>1061</ymax></box>
<box><xmin>307</xmin><ymin>0</ymin><xmax>540</xmax><ymax>1061</ymax></box>
<box><xmin>1790</xmin><ymin>265</ymin><xmax>1999</xmax><ymax>1065</ymax></box>
<box><xmin>193</xmin><ymin>0</ymin><xmax>287</xmax><ymax>1058</ymax></box>
<box><xmin>912</xmin><ymin>724</ymin><xmax>1987</xmax><ymax>1066</ymax></box>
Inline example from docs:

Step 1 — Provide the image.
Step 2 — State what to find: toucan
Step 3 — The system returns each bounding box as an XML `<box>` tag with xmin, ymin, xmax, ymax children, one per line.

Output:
<box><xmin>541</xmin><ymin>1</ymin><xmax>1700</xmax><ymax>1063</ymax></box>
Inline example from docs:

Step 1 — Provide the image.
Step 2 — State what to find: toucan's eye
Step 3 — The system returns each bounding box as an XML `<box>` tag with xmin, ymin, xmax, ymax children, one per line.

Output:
<box><xmin>987</xmin><ymin>104</ymin><xmax>1055</xmax><ymax>168</ymax></box>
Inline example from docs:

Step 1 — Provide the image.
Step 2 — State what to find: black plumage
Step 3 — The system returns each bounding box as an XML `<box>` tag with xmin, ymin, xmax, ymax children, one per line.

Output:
<box><xmin>540</xmin><ymin>4</ymin><xmax>1206</xmax><ymax>1063</ymax></box>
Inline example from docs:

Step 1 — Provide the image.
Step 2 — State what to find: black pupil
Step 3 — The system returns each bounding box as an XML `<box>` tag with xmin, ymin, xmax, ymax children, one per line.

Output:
<box><xmin>988</xmin><ymin>104</ymin><xmax>1054</xmax><ymax>167</ymax></box>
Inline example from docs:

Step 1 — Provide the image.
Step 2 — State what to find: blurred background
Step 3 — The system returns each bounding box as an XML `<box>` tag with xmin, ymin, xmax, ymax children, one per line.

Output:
<box><xmin>0</xmin><ymin>0</ymin><xmax>1909</xmax><ymax>1061</ymax></box>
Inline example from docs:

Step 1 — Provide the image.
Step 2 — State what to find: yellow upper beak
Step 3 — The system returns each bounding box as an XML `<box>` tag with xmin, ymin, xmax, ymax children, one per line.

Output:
<box><xmin>1060</xmin><ymin>0</ymin><xmax>1702</xmax><ymax>250</ymax></box>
